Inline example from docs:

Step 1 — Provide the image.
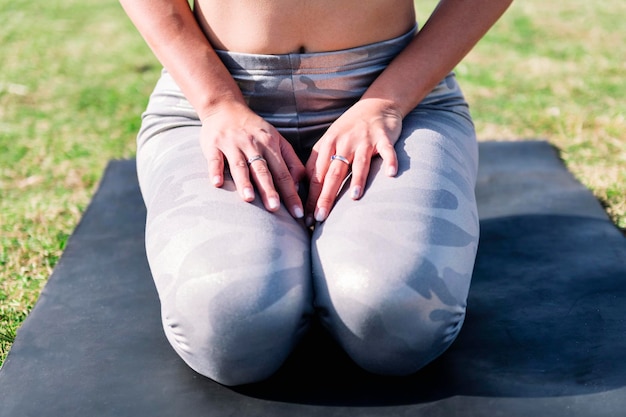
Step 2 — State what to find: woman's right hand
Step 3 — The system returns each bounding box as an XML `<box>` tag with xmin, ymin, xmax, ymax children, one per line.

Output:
<box><xmin>200</xmin><ymin>100</ymin><xmax>306</xmax><ymax>219</ymax></box>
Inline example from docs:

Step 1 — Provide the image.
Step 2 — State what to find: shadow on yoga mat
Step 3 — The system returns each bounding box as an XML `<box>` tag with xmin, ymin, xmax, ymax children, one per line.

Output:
<box><xmin>1</xmin><ymin>140</ymin><xmax>625</xmax><ymax>417</ymax></box>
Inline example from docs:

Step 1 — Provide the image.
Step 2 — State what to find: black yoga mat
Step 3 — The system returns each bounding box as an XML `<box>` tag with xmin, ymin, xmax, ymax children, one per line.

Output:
<box><xmin>1</xmin><ymin>140</ymin><xmax>625</xmax><ymax>417</ymax></box>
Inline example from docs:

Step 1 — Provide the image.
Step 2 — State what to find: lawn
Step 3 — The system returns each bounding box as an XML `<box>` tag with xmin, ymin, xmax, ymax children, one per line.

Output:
<box><xmin>1</xmin><ymin>0</ymin><xmax>624</xmax><ymax>365</ymax></box>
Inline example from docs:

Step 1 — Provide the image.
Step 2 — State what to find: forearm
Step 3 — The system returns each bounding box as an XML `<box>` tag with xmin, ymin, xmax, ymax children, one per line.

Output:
<box><xmin>119</xmin><ymin>0</ymin><xmax>245</xmax><ymax>119</ymax></box>
<box><xmin>362</xmin><ymin>0</ymin><xmax>513</xmax><ymax>117</ymax></box>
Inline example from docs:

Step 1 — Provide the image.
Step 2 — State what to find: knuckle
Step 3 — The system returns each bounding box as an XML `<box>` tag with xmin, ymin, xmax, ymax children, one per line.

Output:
<box><xmin>310</xmin><ymin>175</ymin><xmax>324</xmax><ymax>187</ymax></box>
<box><xmin>207</xmin><ymin>155</ymin><xmax>223</xmax><ymax>164</ymax></box>
<box><xmin>275</xmin><ymin>169</ymin><xmax>293</xmax><ymax>184</ymax></box>
<box><xmin>380</xmin><ymin>141</ymin><xmax>394</xmax><ymax>152</ymax></box>
<box><xmin>234</xmin><ymin>159</ymin><xmax>248</xmax><ymax>169</ymax></box>
<box><xmin>254</xmin><ymin>164</ymin><xmax>271</xmax><ymax>176</ymax></box>
<box><xmin>327</xmin><ymin>165</ymin><xmax>345</xmax><ymax>181</ymax></box>
<box><xmin>317</xmin><ymin>195</ymin><xmax>334</xmax><ymax>207</ymax></box>
<box><xmin>253</xmin><ymin>129</ymin><xmax>275</xmax><ymax>146</ymax></box>
<box><xmin>353</xmin><ymin>153</ymin><xmax>369</xmax><ymax>166</ymax></box>
<box><xmin>245</xmin><ymin>132</ymin><xmax>256</xmax><ymax>142</ymax></box>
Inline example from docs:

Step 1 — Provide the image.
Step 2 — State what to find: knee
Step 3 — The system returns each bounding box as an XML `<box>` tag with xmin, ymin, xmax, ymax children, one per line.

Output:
<box><xmin>317</xmin><ymin>268</ymin><xmax>467</xmax><ymax>376</ymax></box>
<box><xmin>161</xmin><ymin>268</ymin><xmax>312</xmax><ymax>386</ymax></box>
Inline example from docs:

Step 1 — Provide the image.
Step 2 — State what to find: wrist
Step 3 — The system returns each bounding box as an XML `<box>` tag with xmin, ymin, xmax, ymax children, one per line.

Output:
<box><xmin>198</xmin><ymin>94</ymin><xmax>248</xmax><ymax>123</ymax></box>
<box><xmin>356</xmin><ymin>96</ymin><xmax>405</xmax><ymax>120</ymax></box>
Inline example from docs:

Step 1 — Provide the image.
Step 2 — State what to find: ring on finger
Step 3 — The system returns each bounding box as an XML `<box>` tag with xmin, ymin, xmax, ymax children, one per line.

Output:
<box><xmin>330</xmin><ymin>154</ymin><xmax>350</xmax><ymax>166</ymax></box>
<box><xmin>246</xmin><ymin>155</ymin><xmax>266</xmax><ymax>166</ymax></box>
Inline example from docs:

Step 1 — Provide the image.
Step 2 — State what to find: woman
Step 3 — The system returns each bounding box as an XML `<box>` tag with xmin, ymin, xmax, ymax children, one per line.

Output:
<box><xmin>120</xmin><ymin>0</ymin><xmax>512</xmax><ymax>386</ymax></box>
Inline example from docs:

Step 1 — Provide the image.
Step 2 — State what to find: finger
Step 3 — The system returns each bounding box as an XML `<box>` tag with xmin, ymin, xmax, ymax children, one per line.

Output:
<box><xmin>247</xmin><ymin>154</ymin><xmax>281</xmax><ymax>212</ymax></box>
<box><xmin>304</xmin><ymin>147</ymin><xmax>329</xmax><ymax>226</ymax></box>
<box><xmin>377</xmin><ymin>139</ymin><xmax>398</xmax><ymax>177</ymax></box>
<box><xmin>268</xmin><ymin>137</ymin><xmax>305</xmax><ymax>218</ymax></box>
<box><xmin>226</xmin><ymin>152</ymin><xmax>255</xmax><ymax>203</ymax></box>
<box><xmin>279</xmin><ymin>138</ymin><xmax>307</xmax><ymax>187</ymax></box>
<box><xmin>265</xmin><ymin>152</ymin><xmax>304</xmax><ymax>218</ymax></box>
<box><xmin>314</xmin><ymin>151</ymin><xmax>351</xmax><ymax>222</ymax></box>
<box><xmin>203</xmin><ymin>145</ymin><xmax>225</xmax><ymax>187</ymax></box>
<box><xmin>349</xmin><ymin>146</ymin><xmax>373</xmax><ymax>200</ymax></box>
<box><xmin>227</xmin><ymin>152</ymin><xmax>256</xmax><ymax>202</ymax></box>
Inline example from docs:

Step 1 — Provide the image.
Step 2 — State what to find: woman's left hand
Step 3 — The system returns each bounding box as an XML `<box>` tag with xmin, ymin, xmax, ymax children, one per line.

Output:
<box><xmin>304</xmin><ymin>98</ymin><xmax>403</xmax><ymax>225</ymax></box>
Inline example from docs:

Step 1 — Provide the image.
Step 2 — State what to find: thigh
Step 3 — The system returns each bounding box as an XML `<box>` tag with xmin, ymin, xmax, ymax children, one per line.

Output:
<box><xmin>311</xmin><ymin>76</ymin><xmax>479</xmax><ymax>372</ymax></box>
<box><xmin>136</xmin><ymin>72</ymin><xmax>312</xmax><ymax>302</ymax></box>
<box><xmin>139</xmin><ymin>124</ymin><xmax>312</xmax><ymax>297</ymax></box>
<box><xmin>136</xmin><ymin>88</ymin><xmax>313</xmax><ymax>383</ymax></box>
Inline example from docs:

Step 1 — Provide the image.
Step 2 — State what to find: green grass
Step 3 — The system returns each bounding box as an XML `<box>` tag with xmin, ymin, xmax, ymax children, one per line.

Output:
<box><xmin>454</xmin><ymin>0</ymin><xmax>626</xmax><ymax>225</ymax></box>
<box><xmin>1</xmin><ymin>0</ymin><xmax>624</xmax><ymax>365</ymax></box>
<box><xmin>0</xmin><ymin>0</ymin><xmax>161</xmax><ymax>362</ymax></box>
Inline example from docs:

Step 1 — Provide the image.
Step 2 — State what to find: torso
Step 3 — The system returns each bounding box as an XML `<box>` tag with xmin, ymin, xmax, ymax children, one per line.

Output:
<box><xmin>193</xmin><ymin>0</ymin><xmax>417</xmax><ymax>54</ymax></box>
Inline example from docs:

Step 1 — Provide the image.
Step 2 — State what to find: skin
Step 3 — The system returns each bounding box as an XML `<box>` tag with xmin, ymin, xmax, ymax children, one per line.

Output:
<box><xmin>120</xmin><ymin>0</ymin><xmax>513</xmax><ymax>226</ymax></box>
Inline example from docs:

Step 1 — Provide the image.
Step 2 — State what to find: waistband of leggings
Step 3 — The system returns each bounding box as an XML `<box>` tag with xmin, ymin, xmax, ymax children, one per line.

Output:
<box><xmin>214</xmin><ymin>24</ymin><xmax>418</xmax><ymax>74</ymax></box>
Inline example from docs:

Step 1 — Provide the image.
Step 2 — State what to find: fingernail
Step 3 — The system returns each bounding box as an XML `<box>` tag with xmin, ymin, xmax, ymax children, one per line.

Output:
<box><xmin>314</xmin><ymin>207</ymin><xmax>327</xmax><ymax>222</ymax></box>
<box><xmin>243</xmin><ymin>187</ymin><xmax>255</xmax><ymax>200</ymax></box>
<box><xmin>268</xmin><ymin>197</ymin><xmax>280</xmax><ymax>210</ymax></box>
<box><xmin>305</xmin><ymin>215</ymin><xmax>315</xmax><ymax>227</ymax></box>
<box><xmin>351</xmin><ymin>186</ymin><xmax>361</xmax><ymax>199</ymax></box>
<box><xmin>387</xmin><ymin>165</ymin><xmax>397</xmax><ymax>177</ymax></box>
<box><xmin>294</xmin><ymin>181</ymin><xmax>300</xmax><ymax>192</ymax></box>
<box><xmin>293</xmin><ymin>205</ymin><xmax>304</xmax><ymax>219</ymax></box>
<box><xmin>212</xmin><ymin>175</ymin><xmax>222</xmax><ymax>186</ymax></box>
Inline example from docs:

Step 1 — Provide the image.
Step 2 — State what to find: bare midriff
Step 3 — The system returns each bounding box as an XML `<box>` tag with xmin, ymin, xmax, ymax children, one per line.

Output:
<box><xmin>193</xmin><ymin>0</ymin><xmax>417</xmax><ymax>54</ymax></box>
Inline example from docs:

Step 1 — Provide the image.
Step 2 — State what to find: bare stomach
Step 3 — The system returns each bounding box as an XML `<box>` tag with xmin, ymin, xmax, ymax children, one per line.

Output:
<box><xmin>193</xmin><ymin>0</ymin><xmax>417</xmax><ymax>54</ymax></box>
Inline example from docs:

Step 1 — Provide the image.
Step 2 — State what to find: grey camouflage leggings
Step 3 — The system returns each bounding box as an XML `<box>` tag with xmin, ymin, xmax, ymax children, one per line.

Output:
<box><xmin>136</xmin><ymin>27</ymin><xmax>479</xmax><ymax>386</ymax></box>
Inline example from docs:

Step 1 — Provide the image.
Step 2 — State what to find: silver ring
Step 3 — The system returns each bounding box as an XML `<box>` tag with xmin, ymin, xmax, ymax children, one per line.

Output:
<box><xmin>331</xmin><ymin>154</ymin><xmax>350</xmax><ymax>166</ymax></box>
<box><xmin>246</xmin><ymin>155</ymin><xmax>266</xmax><ymax>166</ymax></box>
